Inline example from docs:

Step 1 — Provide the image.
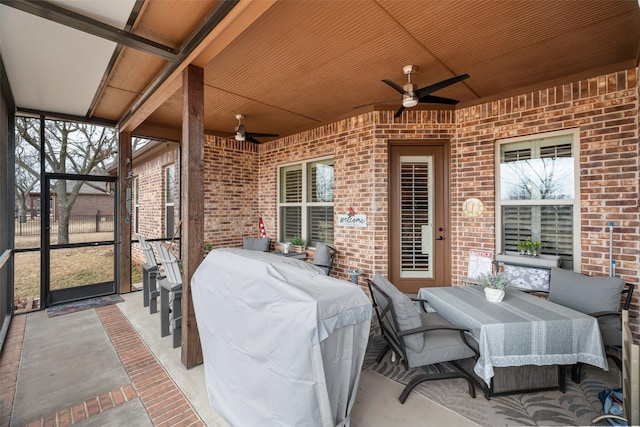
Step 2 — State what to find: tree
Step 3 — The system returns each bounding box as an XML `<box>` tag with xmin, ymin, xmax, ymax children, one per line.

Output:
<box><xmin>15</xmin><ymin>117</ymin><xmax>118</xmax><ymax>244</ymax></box>
<box><xmin>503</xmin><ymin>157</ymin><xmax>573</xmax><ymax>201</ymax></box>
<box><xmin>14</xmin><ymin>129</ymin><xmax>40</xmax><ymax>220</ymax></box>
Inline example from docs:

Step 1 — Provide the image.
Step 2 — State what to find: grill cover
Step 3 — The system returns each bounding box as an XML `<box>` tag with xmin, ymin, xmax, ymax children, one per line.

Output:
<box><xmin>192</xmin><ymin>248</ymin><xmax>371</xmax><ymax>427</ymax></box>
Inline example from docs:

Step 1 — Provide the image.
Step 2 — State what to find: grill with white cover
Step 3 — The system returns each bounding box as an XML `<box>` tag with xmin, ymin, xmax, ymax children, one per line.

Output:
<box><xmin>191</xmin><ymin>248</ymin><xmax>372</xmax><ymax>427</ymax></box>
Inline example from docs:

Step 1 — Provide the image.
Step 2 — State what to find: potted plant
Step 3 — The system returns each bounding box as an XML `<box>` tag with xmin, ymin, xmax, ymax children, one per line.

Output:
<box><xmin>517</xmin><ymin>240</ymin><xmax>528</xmax><ymax>255</ymax></box>
<box><xmin>478</xmin><ymin>272</ymin><xmax>511</xmax><ymax>302</ymax></box>
<box><xmin>530</xmin><ymin>240</ymin><xmax>542</xmax><ymax>257</ymax></box>
<box><xmin>518</xmin><ymin>239</ymin><xmax>542</xmax><ymax>257</ymax></box>
<box><xmin>290</xmin><ymin>236</ymin><xmax>306</xmax><ymax>253</ymax></box>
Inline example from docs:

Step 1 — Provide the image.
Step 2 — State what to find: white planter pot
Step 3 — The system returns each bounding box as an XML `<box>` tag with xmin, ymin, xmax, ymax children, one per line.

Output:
<box><xmin>484</xmin><ymin>287</ymin><xmax>505</xmax><ymax>303</ymax></box>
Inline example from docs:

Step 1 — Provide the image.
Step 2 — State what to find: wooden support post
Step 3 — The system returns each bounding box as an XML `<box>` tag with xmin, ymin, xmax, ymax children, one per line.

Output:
<box><xmin>117</xmin><ymin>131</ymin><xmax>132</xmax><ymax>294</ymax></box>
<box><xmin>181</xmin><ymin>65</ymin><xmax>204</xmax><ymax>367</ymax></box>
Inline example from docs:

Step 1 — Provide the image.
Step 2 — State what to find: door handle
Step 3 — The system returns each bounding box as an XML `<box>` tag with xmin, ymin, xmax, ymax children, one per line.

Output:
<box><xmin>436</xmin><ymin>236</ymin><xmax>444</xmax><ymax>240</ymax></box>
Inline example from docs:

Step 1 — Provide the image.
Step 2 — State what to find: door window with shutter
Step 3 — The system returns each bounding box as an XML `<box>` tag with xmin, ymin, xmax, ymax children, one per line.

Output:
<box><xmin>399</xmin><ymin>156</ymin><xmax>434</xmax><ymax>278</ymax></box>
<box><xmin>496</xmin><ymin>131</ymin><xmax>579</xmax><ymax>269</ymax></box>
<box><xmin>278</xmin><ymin>158</ymin><xmax>334</xmax><ymax>246</ymax></box>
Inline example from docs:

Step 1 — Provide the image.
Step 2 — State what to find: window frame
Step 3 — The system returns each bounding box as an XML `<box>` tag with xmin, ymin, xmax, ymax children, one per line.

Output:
<box><xmin>134</xmin><ymin>176</ymin><xmax>139</xmax><ymax>234</ymax></box>
<box><xmin>495</xmin><ymin>129</ymin><xmax>581</xmax><ymax>270</ymax></box>
<box><xmin>277</xmin><ymin>156</ymin><xmax>334</xmax><ymax>247</ymax></box>
<box><xmin>164</xmin><ymin>164</ymin><xmax>175</xmax><ymax>239</ymax></box>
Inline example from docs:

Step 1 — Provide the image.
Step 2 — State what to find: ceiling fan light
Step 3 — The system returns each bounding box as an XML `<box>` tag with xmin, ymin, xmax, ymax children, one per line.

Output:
<box><xmin>402</xmin><ymin>94</ymin><xmax>419</xmax><ymax>108</ymax></box>
<box><xmin>235</xmin><ymin>132</ymin><xmax>245</xmax><ymax>141</ymax></box>
<box><xmin>402</xmin><ymin>82</ymin><xmax>418</xmax><ymax>107</ymax></box>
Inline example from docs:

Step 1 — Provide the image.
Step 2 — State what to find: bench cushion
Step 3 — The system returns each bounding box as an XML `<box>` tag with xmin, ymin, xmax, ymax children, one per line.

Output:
<box><xmin>549</xmin><ymin>267</ymin><xmax>625</xmax><ymax>314</ymax></box>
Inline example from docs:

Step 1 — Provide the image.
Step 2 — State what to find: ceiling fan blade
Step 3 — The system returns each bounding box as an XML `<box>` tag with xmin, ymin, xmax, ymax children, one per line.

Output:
<box><xmin>353</xmin><ymin>99</ymin><xmax>398</xmax><ymax>109</ymax></box>
<box><xmin>418</xmin><ymin>94</ymin><xmax>460</xmax><ymax>105</ymax></box>
<box><xmin>246</xmin><ymin>136</ymin><xmax>261</xmax><ymax>144</ymax></box>
<box><xmin>394</xmin><ymin>105</ymin><xmax>405</xmax><ymax>118</ymax></box>
<box><xmin>246</xmin><ymin>132</ymin><xmax>279</xmax><ymax>138</ymax></box>
<box><xmin>210</xmin><ymin>130</ymin><xmax>235</xmax><ymax>138</ymax></box>
<box><xmin>382</xmin><ymin>79</ymin><xmax>408</xmax><ymax>95</ymax></box>
<box><xmin>415</xmin><ymin>73</ymin><xmax>470</xmax><ymax>98</ymax></box>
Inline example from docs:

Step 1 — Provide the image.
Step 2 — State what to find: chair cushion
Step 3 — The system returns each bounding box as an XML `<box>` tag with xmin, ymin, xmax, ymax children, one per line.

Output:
<box><xmin>243</xmin><ymin>237</ymin><xmax>271</xmax><ymax>251</ymax></box>
<box><xmin>313</xmin><ymin>242</ymin><xmax>332</xmax><ymax>266</ymax></box>
<box><xmin>372</xmin><ymin>273</ymin><xmax>423</xmax><ymax>352</ymax></box>
<box><xmin>598</xmin><ymin>316</ymin><xmax>622</xmax><ymax>347</ymax></box>
<box><xmin>405</xmin><ymin>312</ymin><xmax>477</xmax><ymax>369</ymax></box>
<box><xmin>548</xmin><ymin>267</ymin><xmax>625</xmax><ymax>314</ymax></box>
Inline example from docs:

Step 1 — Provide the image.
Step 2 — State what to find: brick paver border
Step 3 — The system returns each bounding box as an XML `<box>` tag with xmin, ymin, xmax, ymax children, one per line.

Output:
<box><xmin>0</xmin><ymin>314</ymin><xmax>26</xmax><ymax>427</ymax></box>
<box><xmin>0</xmin><ymin>304</ymin><xmax>204</xmax><ymax>427</ymax></box>
<box><xmin>96</xmin><ymin>305</ymin><xmax>205</xmax><ymax>427</ymax></box>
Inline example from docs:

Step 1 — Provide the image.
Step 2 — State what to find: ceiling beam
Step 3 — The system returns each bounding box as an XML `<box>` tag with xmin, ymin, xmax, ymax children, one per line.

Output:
<box><xmin>17</xmin><ymin>107</ymin><xmax>117</xmax><ymax>127</ymax></box>
<box><xmin>1</xmin><ymin>0</ymin><xmax>180</xmax><ymax>62</ymax></box>
<box><xmin>119</xmin><ymin>0</ymin><xmax>276</xmax><ymax>134</ymax></box>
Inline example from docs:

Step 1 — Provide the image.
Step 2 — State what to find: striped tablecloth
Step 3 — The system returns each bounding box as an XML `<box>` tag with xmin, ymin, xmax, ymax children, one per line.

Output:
<box><xmin>417</xmin><ymin>286</ymin><xmax>608</xmax><ymax>385</ymax></box>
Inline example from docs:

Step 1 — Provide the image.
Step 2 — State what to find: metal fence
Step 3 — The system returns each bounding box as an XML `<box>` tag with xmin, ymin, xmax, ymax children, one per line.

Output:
<box><xmin>15</xmin><ymin>214</ymin><xmax>115</xmax><ymax>236</ymax></box>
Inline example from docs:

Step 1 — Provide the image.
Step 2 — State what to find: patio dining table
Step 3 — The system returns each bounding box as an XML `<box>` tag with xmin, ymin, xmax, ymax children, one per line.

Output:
<box><xmin>418</xmin><ymin>285</ymin><xmax>608</xmax><ymax>396</ymax></box>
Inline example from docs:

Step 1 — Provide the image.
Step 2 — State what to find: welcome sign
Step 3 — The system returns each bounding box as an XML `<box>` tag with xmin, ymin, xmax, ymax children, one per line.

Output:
<box><xmin>338</xmin><ymin>214</ymin><xmax>367</xmax><ymax>227</ymax></box>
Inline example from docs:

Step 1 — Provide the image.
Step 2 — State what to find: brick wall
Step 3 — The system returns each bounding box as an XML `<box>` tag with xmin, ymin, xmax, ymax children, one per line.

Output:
<box><xmin>257</xmin><ymin>110</ymin><xmax>458</xmax><ymax>283</ymax></box>
<box><xmin>135</xmin><ymin>67</ymin><xmax>638</xmax><ymax>332</ymax></box>
<box><xmin>452</xmin><ymin>68</ymin><xmax>639</xmax><ymax>320</ymax></box>
<box><xmin>253</xmin><ymin>67</ymin><xmax>639</xmax><ymax>325</ymax></box>
<box><xmin>69</xmin><ymin>194</ymin><xmax>113</xmax><ymax>217</ymax></box>
<box><xmin>130</xmin><ymin>147</ymin><xmax>179</xmax><ymax>266</ymax></box>
<box><xmin>203</xmin><ymin>136</ymin><xmax>259</xmax><ymax>250</ymax></box>
<box><xmin>259</xmin><ymin>115</ymin><xmax>381</xmax><ymax>280</ymax></box>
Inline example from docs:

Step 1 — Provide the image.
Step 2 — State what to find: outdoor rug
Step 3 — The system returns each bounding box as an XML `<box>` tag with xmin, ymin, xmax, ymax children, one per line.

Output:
<box><xmin>364</xmin><ymin>320</ymin><xmax>619</xmax><ymax>426</ymax></box>
<box><xmin>45</xmin><ymin>295</ymin><xmax>124</xmax><ymax>317</ymax></box>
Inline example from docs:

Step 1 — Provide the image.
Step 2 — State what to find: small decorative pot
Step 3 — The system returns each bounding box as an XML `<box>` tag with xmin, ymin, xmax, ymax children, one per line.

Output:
<box><xmin>484</xmin><ymin>287</ymin><xmax>505</xmax><ymax>303</ymax></box>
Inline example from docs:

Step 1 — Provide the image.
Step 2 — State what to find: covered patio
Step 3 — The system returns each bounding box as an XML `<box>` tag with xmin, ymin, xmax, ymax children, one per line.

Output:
<box><xmin>1</xmin><ymin>0</ymin><xmax>639</xmax><ymax>425</ymax></box>
<box><xmin>0</xmin><ymin>290</ymin><xmax>620</xmax><ymax>426</ymax></box>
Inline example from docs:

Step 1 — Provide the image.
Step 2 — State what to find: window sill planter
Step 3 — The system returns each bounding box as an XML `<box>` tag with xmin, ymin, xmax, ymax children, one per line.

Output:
<box><xmin>496</xmin><ymin>252</ymin><xmax>562</xmax><ymax>269</ymax></box>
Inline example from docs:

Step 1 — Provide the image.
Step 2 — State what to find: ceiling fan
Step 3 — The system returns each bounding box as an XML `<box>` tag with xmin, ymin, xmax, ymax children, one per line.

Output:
<box><xmin>228</xmin><ymin>114</ymin><xmax>279</xmax><ymax>144</ymax></box>
<box><xmin>382</xmin><ymin>65</ymin><xmax>469</xmax><ymax>118</ymax></box>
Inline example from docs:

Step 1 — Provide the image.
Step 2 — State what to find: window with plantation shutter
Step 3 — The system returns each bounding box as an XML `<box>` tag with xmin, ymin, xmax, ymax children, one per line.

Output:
<box><xmin>497</xmin><ymin>131</ymin><xmax>579</xmax><ymax>270</ymax></box>
<box><xmin>281</xmin><ymin>166</ymin><xmax>302</xmax><ymax>203</ymax></box>
<box><xmin>278</xmin><ymin>158</ymin><xmax>334</xmax><ymax>246</ymax></box>
<box><xmin>308</xmin><ymin>206</ymin><xmax>334</xmax><ymax>244</ymax></box>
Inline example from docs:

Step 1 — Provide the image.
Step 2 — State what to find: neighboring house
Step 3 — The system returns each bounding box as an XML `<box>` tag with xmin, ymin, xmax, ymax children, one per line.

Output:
<box><xmin>25</xmin><ymin>181</ymin><xmax>113</xmax><ymax>219</ymax></box>
<box><xmin>52</xmin><ymin>181</ymin><xmax>113</xmax><ymax>218</ymax></box>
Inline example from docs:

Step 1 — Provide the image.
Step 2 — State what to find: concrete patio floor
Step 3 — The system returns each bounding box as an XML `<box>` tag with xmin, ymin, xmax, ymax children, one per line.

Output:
<box><xmin>0</xmin><ymin>291</ymin><xmax>479</xmax><ymax>427</ymax></box>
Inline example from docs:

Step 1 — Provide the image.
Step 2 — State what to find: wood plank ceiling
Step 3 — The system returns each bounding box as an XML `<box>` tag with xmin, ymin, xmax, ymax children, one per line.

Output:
<box><xmin>4</xmin><ymin>0</ymin><xmax>640</xmax><ymax>142</ymax></box>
